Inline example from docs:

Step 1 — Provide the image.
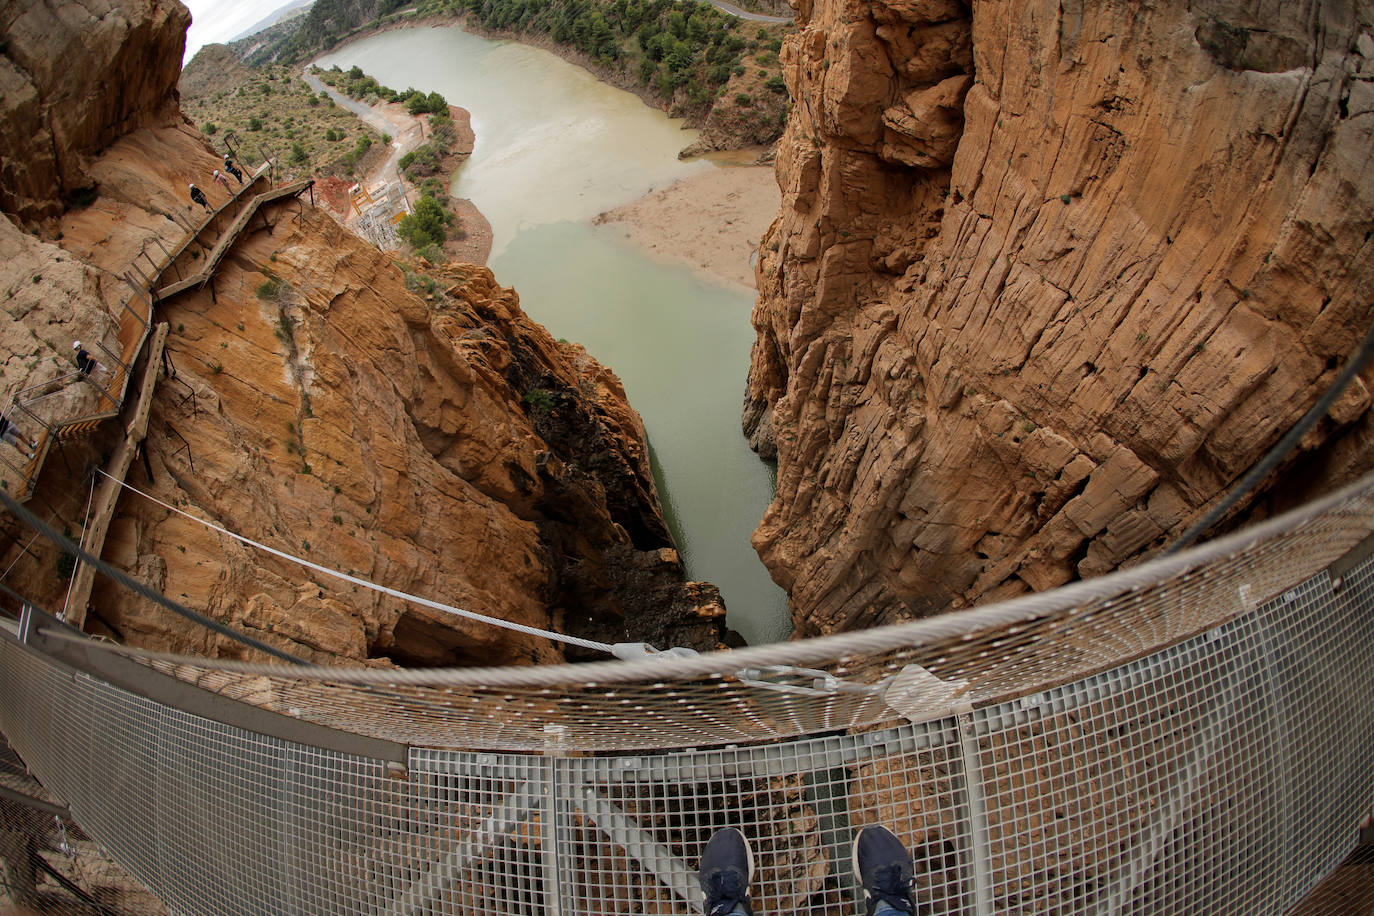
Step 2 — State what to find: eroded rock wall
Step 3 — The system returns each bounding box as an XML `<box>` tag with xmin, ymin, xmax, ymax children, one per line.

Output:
<box><xmin>0</xmin><ymin>0</ymin><xmax>724</xmax><ymax>665</ymax></box>
<box><xmin>748</xmin><ymin>0</ymin><xmax>1374</xmax><ymax>635</ymax></box>
<box><xmin>84</xmin><ymin>206</ymin><xmax>720</xmax><ymax>666</ymax></box>
<box><xmin>0</xmin><ymin>0</ymin><xmax>189</xmax><ymax>228</ymax></box>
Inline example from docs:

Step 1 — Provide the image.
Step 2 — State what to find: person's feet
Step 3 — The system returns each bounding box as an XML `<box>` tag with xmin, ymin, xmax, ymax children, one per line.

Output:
<box><xmin>852</xmin><ymin>825</ymin><xmax>915</xmax><ymax>916</ymax></box>
<box><xmin>698</xmin><ymin>827</ymin><xmax>754</xmax><ymax>916</ymax></box>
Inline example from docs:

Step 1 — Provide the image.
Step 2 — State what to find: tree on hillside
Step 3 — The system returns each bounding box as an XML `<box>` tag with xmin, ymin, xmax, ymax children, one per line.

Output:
<box><xmin>397</xmin><ymin>194</ymin><xmax>449</xmax><ymax>249</ymax></box>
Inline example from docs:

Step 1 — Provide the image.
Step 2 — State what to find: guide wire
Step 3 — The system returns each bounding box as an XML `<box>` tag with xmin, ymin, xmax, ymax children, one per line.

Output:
<box><xmin>95</xmin><ymin>469</ymin><xmax>617</xmax><ymax>655</ymax></box>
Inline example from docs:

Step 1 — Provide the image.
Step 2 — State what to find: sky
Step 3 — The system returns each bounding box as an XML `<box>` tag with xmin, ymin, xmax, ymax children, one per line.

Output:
<box><xmin>181</xmin><ymin>0</ymin><xmax>302</xmax><ymax>62</ymax></box>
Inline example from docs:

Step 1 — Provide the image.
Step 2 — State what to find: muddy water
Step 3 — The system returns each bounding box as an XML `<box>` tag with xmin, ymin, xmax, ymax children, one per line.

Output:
<box><xmin>317</xmin><ymin>27</ymin><xmax>791</xmax><ymax>645</ymax></box>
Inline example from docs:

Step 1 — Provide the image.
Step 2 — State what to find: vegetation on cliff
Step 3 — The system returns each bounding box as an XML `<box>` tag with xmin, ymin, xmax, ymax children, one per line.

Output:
<box><xmin>314</xmin><ymin>63</ymin><xmax>450</xmax><ymax>115</ymax></box>
<box><xmin>437</xmin><ymin>0</ymin><xmax>785</xmax><ymax>123</ymax></box>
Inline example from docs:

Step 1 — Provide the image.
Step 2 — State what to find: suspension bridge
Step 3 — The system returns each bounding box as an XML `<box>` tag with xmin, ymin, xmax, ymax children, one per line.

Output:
<box><xmin>0</xmin><ymin>154</ymin><xmax>1370</xmax><ymax>914</ymax></box>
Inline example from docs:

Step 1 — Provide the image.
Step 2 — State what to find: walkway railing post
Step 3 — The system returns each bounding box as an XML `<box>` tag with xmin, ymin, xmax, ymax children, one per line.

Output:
<box><xmin>151</xmin><ymin>237</ymin><xmax>178</xmax><ymax>279</ymax></box>
<box><xmin>121</xmin><ymin>296</ymin><xmax>148</xmax><ymax>329</ymax></box>
<box><xmin>16</xmin><ymin>602</ymin><xmax>34</xmax><ymax>642</ymax></box>
<box><xmin>125</xmin><ymin>261</ymin><xmax>152</xmax><ymax>289</ymax></box>
<box><xmin>14</xmin><ymin>402</ymin><xmax>50</xmax><ymax>440</ymax></box>
<box><xmin>956</xmin><ymin>711</ymin><xmax>996</xmax><ymax>916</ymax></box>
<box><xmin>541</xmin><ymin>757</ymin><xmax>564</xmax><ymax>916</ymax></box>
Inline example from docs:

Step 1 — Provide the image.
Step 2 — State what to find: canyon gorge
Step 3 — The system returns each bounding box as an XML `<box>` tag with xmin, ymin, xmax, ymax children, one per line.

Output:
<box><xmin>747</xmin><ymin>0</ymin><xmax>1374</xmax><ymax>635</ymax></box>
<box><xmin>0</xmin><ymin>0</ymin><xmax>724</xmax><ymax>666</ymax></box>
<box><xmin>1</xmin><ymin>0</ymin><xmax>1372</xmax><ymax>660</ymax></box>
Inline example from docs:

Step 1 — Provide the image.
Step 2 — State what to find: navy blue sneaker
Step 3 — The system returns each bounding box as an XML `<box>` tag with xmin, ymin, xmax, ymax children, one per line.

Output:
<box><xmin>697</xmin><ymin>827</ymin><xmax>754</xmax><ymax>916</ymax></box>
<box><xmin>852</xmin><ymin>825</ymin><xmax>915</xmax><ymax>915</ymax></box>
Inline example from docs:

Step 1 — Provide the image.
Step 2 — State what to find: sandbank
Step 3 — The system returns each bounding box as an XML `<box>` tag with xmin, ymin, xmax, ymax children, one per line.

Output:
<box><xmin>593</xmin><ymin>160</ymin><xmax>780</xmax><ymax>291</ymax></box>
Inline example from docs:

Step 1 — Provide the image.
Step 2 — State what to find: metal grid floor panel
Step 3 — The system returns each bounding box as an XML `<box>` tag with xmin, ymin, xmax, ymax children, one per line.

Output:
<box><xmin>2</xmin><ymin>481</ymin><xmax>1374</xmax><ymax>914</ymax></box>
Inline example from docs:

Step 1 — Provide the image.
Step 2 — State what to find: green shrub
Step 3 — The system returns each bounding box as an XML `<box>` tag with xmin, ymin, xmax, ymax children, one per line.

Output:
<box><xmin>400</xmin><ymin>143</ymin><xmax>441</xmax><ymax>178</ymax></box>
<box><xmin>407</xmin><ymin>91</ymin><xmax>448</xmax><ymax>115</ymax></box>
<box><xmin>523</xmin><ymin>388</ymin><xmax>554</xmax><ymax>413</ymax></box>
<box><xmin>396</xmin><ymin>194</ymin><xmax>449</xmax><ymax>249</ymax></box>
<box><xmin>256</xmin><ymin>277</ymin><xmax>282</xmax><ymax>300</ymax></box>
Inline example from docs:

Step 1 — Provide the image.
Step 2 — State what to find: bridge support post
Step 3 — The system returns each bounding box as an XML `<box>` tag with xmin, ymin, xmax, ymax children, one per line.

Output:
<box><xmin>540</xmin><ymin>758</ymin><xmax>564</xmax><ymax>916</ymax></box>
<box><xmin>956</xmin><ymin>712</ymin><xmax>996</xmax><ymax>916</ymax></box>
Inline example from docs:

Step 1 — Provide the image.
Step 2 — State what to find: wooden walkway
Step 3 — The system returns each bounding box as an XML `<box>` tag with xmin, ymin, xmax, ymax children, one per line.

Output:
<box><xmin>155</xmin><ymin>179</ymin><xmax>315</xmax><ymax>302</ymax></box>
<box><xmin>0</xmin><ymin>165</ymin><xmax>315</xmax><ymax>499</ymax></box>
<box><xmin>1</xmin><ymin>164</ymin><xmax>315</xmax><ymax>625</ymax></box>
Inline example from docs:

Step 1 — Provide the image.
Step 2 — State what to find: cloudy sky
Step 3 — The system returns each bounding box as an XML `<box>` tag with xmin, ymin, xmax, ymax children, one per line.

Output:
<box><xmin>181</xmin><ymin>0</ymin><xmax>301</xmax><ymax>61</ymax></box>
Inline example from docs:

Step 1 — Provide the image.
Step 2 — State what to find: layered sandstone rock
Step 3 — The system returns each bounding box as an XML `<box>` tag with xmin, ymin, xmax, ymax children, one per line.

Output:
<box><xmin>82</xmin><ymin>210</ymin><xmax>721</xmax><ymax>665</ymax></box>
<box><xmin>748</xmin><ymin>0</ymin><xmax>1374</xmax><ymax>635</ymax></box>
<box><xmin>0</xmin><ymin>0</ymin><xmax>723</xmax><ymax>666</ymax></box>
<box><xmin>0</xmin><ymin>0</ymin><xmax>189</xmax><ymax>229</ymax></box>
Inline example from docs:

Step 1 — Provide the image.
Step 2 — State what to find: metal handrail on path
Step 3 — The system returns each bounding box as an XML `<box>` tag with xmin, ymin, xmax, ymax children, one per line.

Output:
<box><xmin>0</xmin><ymin>159</ymin><xmax>303</xmax><ymax>502</ymax></box>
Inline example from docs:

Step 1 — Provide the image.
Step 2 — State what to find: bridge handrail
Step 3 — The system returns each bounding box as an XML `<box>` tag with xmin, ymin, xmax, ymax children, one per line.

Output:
<box><xmin>1</xmin><ymin>474</ymin><xmax>1372</xmax><ymax>916</ymax></box>
<box><xmin>30</xmin><ymin>468</ymin><xmax>1374</xmax><ymax>753</ymax></box>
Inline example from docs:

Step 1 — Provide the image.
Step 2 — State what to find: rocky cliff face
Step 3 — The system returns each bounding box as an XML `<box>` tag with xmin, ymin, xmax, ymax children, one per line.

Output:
<box><xmin>88</xmin><ymin>221</ymin><xmax>722</xmax><ymax>665</ymax></box>
<box><xmin>0</xmin><ymin>0</ymin><xmax>189</xmax><ymax>229</ymax></box>
<box><xmin>0</xmin><ymin>0</ymin><xmax>724</xmax><ymax>665</ymax></box>
<box><xmin>748</xmin><ymin>0</ymin><xmax>1374</xmax><ymax>635</ymax></box>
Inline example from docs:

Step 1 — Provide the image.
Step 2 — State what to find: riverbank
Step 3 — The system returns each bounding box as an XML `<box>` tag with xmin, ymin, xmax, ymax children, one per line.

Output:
<box><xmin>307</xmin><ymin>41</ymin><xmax>771</xmax><ymax>285</ymax></box>
<box><xmin>303</xmin><ymin>68</ymin><xmax>493</xmax><ymax>263</ymax></box>
<box><xmin>288</xmin><ymin>7</ymin><xmax>788</xmax><ymax>156</ymax></box>
<box><xmin>307</xmin><ymin>27</ymin><xmax>773</xmax><ymax>286</ymax></box>
<box><xmin>594</xmin><ymin>159</ymin><xmax>779</xmax><ymax>290</ymax></box>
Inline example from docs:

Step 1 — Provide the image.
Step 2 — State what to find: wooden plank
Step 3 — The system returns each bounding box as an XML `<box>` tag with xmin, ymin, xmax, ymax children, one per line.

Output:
<box><xmin>155</xmin><ymin>180</ymin><xmax>314</xmax><ymax>301</ymax></box>
<box><xmin>65</xmin><ymin>322</ymin><xmax>169</xmax><ymax>631</ymax></box>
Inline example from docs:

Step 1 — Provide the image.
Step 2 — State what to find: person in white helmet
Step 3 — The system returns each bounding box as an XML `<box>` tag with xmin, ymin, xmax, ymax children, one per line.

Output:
<box><xmin>189</xmin><ymin>182</ymin><xmax>210</xmax><ymax>212</ymax></box>
<box><xmin>72</xmin><ymin>341</ymin><xmax>106</xmax><ymax>381</ymax></box>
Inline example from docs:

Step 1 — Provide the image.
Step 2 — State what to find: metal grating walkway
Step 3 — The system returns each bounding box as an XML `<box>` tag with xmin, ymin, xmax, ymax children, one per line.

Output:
<box><xmin>1</xmin><ymin>473</ymin><xmax>1374</xmax><ymax>914</ymax></box>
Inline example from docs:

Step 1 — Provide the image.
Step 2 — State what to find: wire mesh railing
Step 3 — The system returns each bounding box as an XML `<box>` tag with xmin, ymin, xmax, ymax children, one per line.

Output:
<box><xmin>0</xmin><ymin>475</ymin><xmax>1372</xmax><ymax>913</ymax></box>
<box><xmin>37</xmin><ymin>468</ymin><xmax>1374</xmax><ymax>754</ymax></box>
<box><xmin>0</xmin><ymin>735</ymin><xmax>168</xmax><ymax>915</ymax></box>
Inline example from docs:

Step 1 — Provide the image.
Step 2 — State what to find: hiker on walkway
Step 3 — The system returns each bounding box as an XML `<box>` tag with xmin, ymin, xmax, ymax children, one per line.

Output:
<box><xmin>699</xmin><ymin>824</ymin><xmax>916</xmax><ymax>916</ymax></box>
<box><xmin>188</xmin><ymin>182</ymin><xmax>211</xmax><ymax>212</ymax></box>
<box><xmin>223</xmin><ymin>155</ymin><xmax>243</xmax><ymax>184</ymax></box>
<box><xmin>212</xmin><ymin>169</ymin><xmax>232</xmax><ymax>193</ymax></box>
<box><xmin>0</xmin><ymin>414</ymin><xmax>36</xmax><ymax>460</ymax></box>
<box><xmin>72</xmin><ymin>341</ymin><xmax>107</xmax><ymax>381</ymax></box>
